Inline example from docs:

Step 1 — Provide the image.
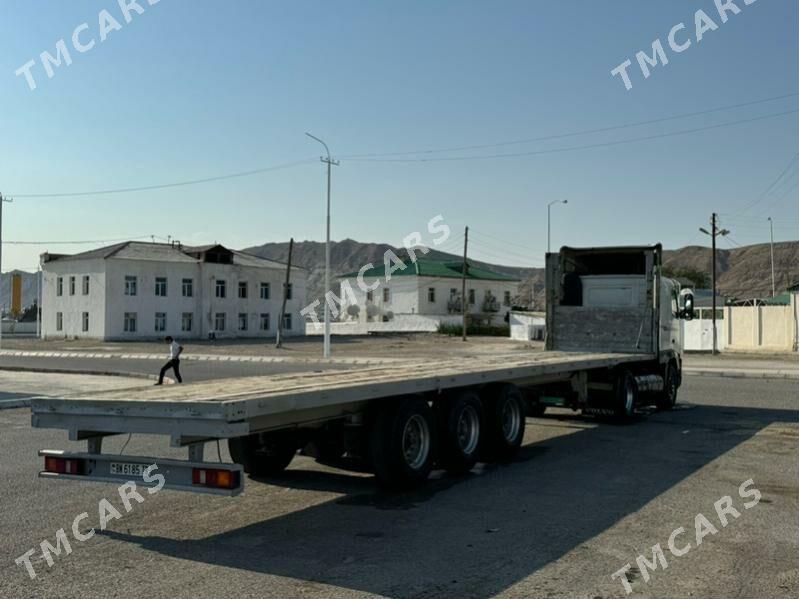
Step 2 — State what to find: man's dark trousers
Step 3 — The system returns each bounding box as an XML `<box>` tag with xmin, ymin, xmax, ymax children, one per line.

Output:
<box><xmin>159</xmin><ymin>359</ymin><xmax>182</xmax><ymax>384</ymax></box>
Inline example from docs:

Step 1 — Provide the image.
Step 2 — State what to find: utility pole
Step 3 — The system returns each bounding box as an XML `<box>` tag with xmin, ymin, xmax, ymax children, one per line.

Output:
<box><xmin>276</xmin><ymin>238</ymin><xmax>294</xmax><ymax>349</ymax></box>
<box><xmin>0</xmin><ymin>193</ymin><xmax>13</xmax><ymax>350</ymax></box>
<box><xmin>36</xmin><ymin>265</ymin><xmax>41</xmax><ymax>339</ymax></box>
<box><xmin>768</xmin><ymin>217</ymin><xmax>776</xmax><ymax>298</ymax></box>
<box><xmin>306</xmin><ymin>133</ymin><xmax>339</xmax><ymax>359</ymax></box>
<box><xmin>699</xmin><ymin>213</ymin><xmax>729</xmax><ymax>355</ymax></box>
<box><xmin>461</xmin><ymin>226</ymin><xmax>469</xmax><ymax>342</ymax></box>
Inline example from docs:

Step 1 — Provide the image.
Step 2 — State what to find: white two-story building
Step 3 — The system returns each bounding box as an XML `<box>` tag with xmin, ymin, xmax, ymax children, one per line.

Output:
<box><xmin>40</xmin><ymin>242</ymin><xmax>307</xmax><ymax>340</ymax></box>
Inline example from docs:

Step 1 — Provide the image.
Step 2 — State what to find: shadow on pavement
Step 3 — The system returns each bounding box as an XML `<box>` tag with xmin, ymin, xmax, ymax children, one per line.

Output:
<box><xmin>103</xmin><ymin>403</ymin><xmax>799</xmax><ymax>598</ymax></box>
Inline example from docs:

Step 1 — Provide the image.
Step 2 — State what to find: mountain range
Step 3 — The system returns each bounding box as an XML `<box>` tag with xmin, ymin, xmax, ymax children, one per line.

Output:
<box><xmin>244</xmin><ymin>239</ymin><xmax>799</xmax><ymax>310</ymax></box>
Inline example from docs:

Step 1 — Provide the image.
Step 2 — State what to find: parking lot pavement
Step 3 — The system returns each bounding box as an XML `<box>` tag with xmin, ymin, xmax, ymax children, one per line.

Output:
<box><xmin>0</xmin><ymin>371</ymin><xmax>153</xmax><ymax>409</ymax></box>
<box><xmin>0</xmin><ymin>376</ymin><xmax>797</xmax><ymax>598</ymax></box>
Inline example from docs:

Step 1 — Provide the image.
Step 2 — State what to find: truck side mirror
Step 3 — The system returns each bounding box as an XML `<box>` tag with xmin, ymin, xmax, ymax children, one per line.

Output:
<box><xmin>680</xmin><ymin>290</ymin><xmax>695</xmax><ymax>321</ymax></box>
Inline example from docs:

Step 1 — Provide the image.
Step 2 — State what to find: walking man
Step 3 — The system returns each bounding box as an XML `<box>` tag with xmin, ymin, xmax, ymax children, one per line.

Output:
<box><xmin>156</xmin><ymin>336</ymin><xmax>183</xmax><ymax>385</ymax></box>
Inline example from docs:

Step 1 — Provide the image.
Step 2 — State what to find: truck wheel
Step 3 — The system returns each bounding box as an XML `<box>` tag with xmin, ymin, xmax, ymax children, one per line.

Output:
<box><xmin>481</xmin><ymin>384</ymin><xmax>526</xmax><ymax>460</ymax></box>
<box><xmin>370</xmin><ymin>397</ymin><xmax>435</xmax><ymax>489</ymax></box>
<box><xmin>437</xmin><ymin>392</ymin><xmax>483</xmax><ymax>474</ymax></box>
<box><xmin>228</xmin><ymin>430</ymin><xmax>297</xmax><ymax>476</ymax></box>
<box><xmin>656</xmin><ymin>363</ymin><xmax>679</xmax><ymax>411</ymax></box>
<box><xmin>614</xmin><ymin>372</ymin><xmax>638</xmax><ymax>421</ymax></box>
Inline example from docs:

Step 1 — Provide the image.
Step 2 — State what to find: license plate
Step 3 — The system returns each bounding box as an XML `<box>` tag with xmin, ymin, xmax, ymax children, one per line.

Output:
<box><xmin>110</xmin><ymin>462</ymin><xmax>148</xmax><ymax>477</ymax></box>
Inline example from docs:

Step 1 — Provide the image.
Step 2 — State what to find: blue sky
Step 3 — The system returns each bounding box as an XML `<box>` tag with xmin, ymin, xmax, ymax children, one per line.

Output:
<box><xmin>1</xmin><ymin>0</ymin><xmax>797</xmax><ymax>271</ymax></box>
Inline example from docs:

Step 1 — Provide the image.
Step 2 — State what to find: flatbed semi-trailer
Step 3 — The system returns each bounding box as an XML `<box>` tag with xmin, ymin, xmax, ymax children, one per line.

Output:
<box><xmin>31</xmin><ymin>245</ymin><xmax>695</xmax><ymax>494</ymax></box>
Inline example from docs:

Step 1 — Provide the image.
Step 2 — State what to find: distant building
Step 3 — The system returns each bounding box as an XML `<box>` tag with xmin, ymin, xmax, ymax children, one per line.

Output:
<box><xmin>40</xmin><ymin>242</ymin><xmax>307</xmax><ymax>340</ymax></box>
<box><xmin>336</xmin><ymin>258</ymin><xmax>519</xmax><ymax>330</ymax></box>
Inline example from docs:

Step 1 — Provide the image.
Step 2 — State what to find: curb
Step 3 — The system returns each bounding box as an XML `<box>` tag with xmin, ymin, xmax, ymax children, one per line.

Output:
<box><xmin>0</xmin><ymin>366</ymin><xmax>170</xmax><ymax>383</ymax></box>
<box><xmin>684</xmin><ymin>368</ymin><xmax>799</xmax><ymax>380</ymax></box>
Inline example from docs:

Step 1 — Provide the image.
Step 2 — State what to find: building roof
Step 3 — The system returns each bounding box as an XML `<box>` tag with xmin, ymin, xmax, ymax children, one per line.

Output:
<box><xmin>339</xmin><ymin>258</ymin><xmax>520</xmax><ymax>282</ymax></box>
<box><xmin>42</xmin><ymin>242</ymin><xmax>305</xmax><ymax>271</ymax></box>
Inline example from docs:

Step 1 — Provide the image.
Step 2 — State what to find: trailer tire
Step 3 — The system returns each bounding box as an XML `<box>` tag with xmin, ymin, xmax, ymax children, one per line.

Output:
<box><xmin>370</xmin><ymin>397</ymin><xmax>435</xmax><ymax>489</ymax></box>
<box><xmin>656</xmin><ymin>363</ymin><xmax>679</xmax><ymax>411</ymax></box>
<box><xmin>480</xmin><ymin>384</ymin><xmax>526</xmax><ymax>460</ymax></box>
<box><xmin>228</xmin><ymin>431</ymin><xmax>297</xmax><ymax>476</ymax></box>
<box><xmin>614</xmin><ymin>371</ymin><xmax>638</xmax><ymax>421</ymax></box>
<box><xmin>437</xmin><ymin>392</ymin><xmax>483</xmax><ymax>474</ymax></box>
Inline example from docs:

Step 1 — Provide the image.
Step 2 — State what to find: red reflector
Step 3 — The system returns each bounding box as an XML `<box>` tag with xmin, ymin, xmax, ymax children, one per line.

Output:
<box><xmin>44</xmin><ymin>456</ymin><xmax>85</xmax><ymax>475</ymax></box>
<box><xmin>192</xmin><ymin>468</ymin><xmax>237</xmax><ymax>489</ymax></box>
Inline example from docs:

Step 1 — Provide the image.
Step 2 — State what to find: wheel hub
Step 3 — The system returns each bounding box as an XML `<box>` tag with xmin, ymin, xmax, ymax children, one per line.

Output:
<box><xmin>402</xmin><ymin>414</ymin><xmax>430</xmax><ymax>470</ymax></box>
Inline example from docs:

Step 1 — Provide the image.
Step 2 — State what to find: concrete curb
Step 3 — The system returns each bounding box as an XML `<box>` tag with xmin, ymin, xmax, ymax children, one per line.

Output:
<box><xmin>684</xmin><ymin>368</ymin><xmax>799</xmax><ymax>380</ymax></box>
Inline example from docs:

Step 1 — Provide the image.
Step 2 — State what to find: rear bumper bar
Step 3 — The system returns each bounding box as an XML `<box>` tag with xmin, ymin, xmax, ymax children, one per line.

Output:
<box><xmin>38</xmin><ymin>449</ymin><xmax>244</xmax><ymax>497</ymax></box>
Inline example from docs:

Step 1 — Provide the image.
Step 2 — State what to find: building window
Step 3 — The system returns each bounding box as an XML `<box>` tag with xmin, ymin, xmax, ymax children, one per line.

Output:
<box><xmin>215</xmin><ymin>312</ymin><xmax>226</xmax><ymax>332</ymax></box>
<box><xmin>260</xmin><ymin>313</ymin><xmax>270</xmax><ymax>331</ymax></box>
<box><xmin>155</xmin><ymin>312</ymin><xmax>166</xmax><ymax>332</ymax></box>
<box><xmin>69</xmin><ymin>276</ymin><xmax>76</xmax><ymax>296</ymax></box>
<box><xmin>428</xmin><ymin>287</ymin><xmax>436</xmax><ymax>303</ymax></box>
<box><xmin>260</xmin><ymin>282</ymin><xmax>270</xmax><ymax>300</ymax></box>
<box><xmin>238</xmin><ymin>281</ymin><xmax>248</xmax><ymax>299</ymax></box>
<box><xmin>181</xmin><ymin>312</ymin><xmax>193</xmax><ymax>332</ymax></box>
<box><xmin>468</xmin><ymin>289</ymin><xmax>476</xmax><ymax>305</ymax></box>
<box><xmin>238</xmin><ymin>313</ymin><xmax>248</xmax><ymax>331</ymax></box>
<box><xmin>155</xmin><ymin>277</ymin><xmax>167</xmax><ymax>297</ymax></box>
<box><xmin>504</xmin><ymin>290</ymin><xmax>511</xmax><ymax>306</ymax></box>
<box><xmin>82</xmin><ymin>312</ymin><xmax>89</xmax><ymax>332</ymax></box>
<box><xmin>286</xmin><ymin>283</ymin><xmax>293</xmax><ymax>300</ymax></box>
<box><xmin>283</xmin><ymin>313</ymin><xmax>292</xmax><ymax>330</ymax></box>
<box><xmin>124</xmin><ymin>312</ymin><xmax>137</xmax><ymax>333</ymax></box>
<box><xmin>125</xmin><ymin>276</ymin><xmax>137</xmax><ymax>296</ymax></box>
<box><xmin>450</xmin><ymin>288</ymin><xmax>457</xmax><ymax>296</ymax></box>
<box><xmin>82</xmin><ymin>275</ymin><xmax>90</xmax><ymax>295</ymax></box>
<box><xmin>215</xmin><ymin>279</ymin><xmax>226</xmax><ymax>299</ymax></box>
<box><xmin>383</xmin><ymin>288</ymin><xmax>390</xmax><ymax>303</ymax></box>
<box><xmin>182</xmin><ymin>278</ymin><xmax>193</xmax><ymax>297</ymax></box>
<box><xmin>366</xmin><ymin>290</ymin><xmax>374</xmax><ymax>302</ymax></box>
<box><xmin>56</xmin><ymin>277</ymin><xmax>63</xmax><ymax>296</ymax></box>
<box><xmin>56</xmin><ymin>312</ymin><xmax>63</xmax><ymax>331</ymax></box>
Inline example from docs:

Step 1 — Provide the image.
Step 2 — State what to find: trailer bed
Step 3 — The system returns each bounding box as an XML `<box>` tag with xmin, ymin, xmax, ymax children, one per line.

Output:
<box><xmin>30</xmin><ymin>351</ymin><xmax>652</xmax><ymax>441</ymax></box>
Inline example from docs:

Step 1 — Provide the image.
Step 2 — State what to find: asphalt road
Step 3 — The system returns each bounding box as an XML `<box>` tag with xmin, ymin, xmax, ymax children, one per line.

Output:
<box><xmin>0</xmin><ymin>354</ymin><xmax>354</xmax><ymax>382</ymax></box>
<box><xmin>1</xmin><ymin>376</ymin><xmax>797</xmax><ymax>598</ymax></box>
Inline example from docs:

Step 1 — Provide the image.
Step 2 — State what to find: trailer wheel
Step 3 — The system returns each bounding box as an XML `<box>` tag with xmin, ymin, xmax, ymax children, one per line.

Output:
<box><xmin>228</xmin><ymin>431</ymin><xmax>297</xmax><ymax>476</ymax></box>
<box><xmin>437</xmin><ymin>392</ymin><xmax>483</xmax><ymax>474</ymax></box>
<box><xmin>370</xmin><ymin>397</ymin><xmax>435</xmax><ymax>489</ymax></box>
<box><xmin>656</xmin><ymin>363</ymin><xmax>679</xmax><ymax>411</ymax></box>
<box><xmin>481</xmin><ymin>384</ymin><xmax>526</xmax><ymax>460</ymax></box>
<box><xmin>614</xmin><ymin>372</ymin><xmax>638</xmax><ymax>421</ymax></box>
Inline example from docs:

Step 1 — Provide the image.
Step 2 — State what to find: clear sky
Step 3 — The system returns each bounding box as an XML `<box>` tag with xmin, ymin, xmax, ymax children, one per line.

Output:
<box><xmin>1</xmin><ymin>0</ymin><xmax>797</xmax><ymax>272</ymax></box>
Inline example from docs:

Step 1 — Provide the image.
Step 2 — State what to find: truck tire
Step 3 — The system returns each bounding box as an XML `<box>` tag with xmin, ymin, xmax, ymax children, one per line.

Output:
<box><xmin>369</xmin><ymin>397</ymin><xmax>435</xmax><ymax>489</ymax></box>
<box><xmin>614</xmin><ymin>371</ymin><xmax>638</xmax><ymax>421</ymax></box>
<box><xmin>480</xmin><ymin>384</ymin><xmax>526</xmax><ymax>460</ymax></box>
<box><xmin>656</xmin><ymin>363</ymin><xmax>679</xmax><ymax>411</ymax></box>
<box><xmin>228</xmin><ymin>430</ymin><xmax>297</xmax><ymax>476</ymax></box>
<box><xmin>437</xmin><ymin>392</ymin><xmax>483</xmax><ymax>474</ymax></box>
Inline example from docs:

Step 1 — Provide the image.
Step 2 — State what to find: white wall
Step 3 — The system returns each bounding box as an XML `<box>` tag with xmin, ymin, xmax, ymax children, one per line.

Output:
<box><xmin>41</xmin><ymin>258</ymin><xmax>107</xmax><ymax>339</ymax></box>
<box><xmin>42</xmin><ymin>256</ymin><xmax>307</xmax><ymax>340</ymax></box>
<box><xmin>339</xmin><ymin>275</ymin><xmax>518</xmax><ymax>323</ymax></box>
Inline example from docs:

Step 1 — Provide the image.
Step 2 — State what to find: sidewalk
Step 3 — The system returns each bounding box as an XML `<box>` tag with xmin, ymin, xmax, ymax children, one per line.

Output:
<box><xmin>683</xmin><ymin>354</ymin><xmax>799</xmax><ymax>380</ymax></box>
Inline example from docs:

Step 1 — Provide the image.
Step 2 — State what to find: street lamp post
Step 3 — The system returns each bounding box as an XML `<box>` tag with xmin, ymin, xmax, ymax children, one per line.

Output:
<box><xmin>0</xmin><ymin>193</ymin><xmax>13</xmax><ymax>349</ymax></box>
<box><xmin>547</xmin><ymin>199</ymin><xmax>568</xmax><ymax>254</ymax></box>
<box><xmin>768</xmin><ymin>217</ymin><xmax>776</xmax><ymax>298</ymax></box>
<box><xmin>305</xmin><ymin>133</ymin><xmax>339</xmax><ymax>359</ymax></box>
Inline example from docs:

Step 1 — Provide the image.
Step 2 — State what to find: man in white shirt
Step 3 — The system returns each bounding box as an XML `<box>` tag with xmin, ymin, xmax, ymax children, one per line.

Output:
<box><xmin>156</xmin><ymin>336</ymin><xmax>183</xmax><ymax>385</ymax></box>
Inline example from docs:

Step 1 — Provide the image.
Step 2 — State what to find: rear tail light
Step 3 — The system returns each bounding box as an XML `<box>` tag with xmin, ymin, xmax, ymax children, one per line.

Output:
<box><xmin>44</xmin><ymin>456</ymin><xmax>86</xmax><ymax>475</ymax></box>
<box><xmin>192</xmin><ymin>468</ymin><xmax>238</xmax><ymax>490</ymax></box>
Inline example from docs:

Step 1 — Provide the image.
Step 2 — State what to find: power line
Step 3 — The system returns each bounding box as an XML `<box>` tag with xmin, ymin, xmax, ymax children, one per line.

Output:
<box><xmin>721</xmin><ymin>151</ymin><xmax>799</xmax><ymax>216</ymax></box>
<box><xmin>341</xmin><ymin>91</ymin><xmax>799</xmax><ymax>159</ymax></box>
<box><xmin>9</xmin><ymin>158</ymin><xmax>317</xmax><ymax>199</ymax></box>
<box><xmin>342</xmin><ymin>107</ymin><xmax>799</xmax><ymax>163</ymax></box>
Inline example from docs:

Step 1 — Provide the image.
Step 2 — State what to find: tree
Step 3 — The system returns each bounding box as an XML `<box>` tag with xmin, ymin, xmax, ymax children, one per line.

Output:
<box><xmin>662</xmin><ymin>266</ymin><xmax>709</xmax><ymax>289</ymax></box>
